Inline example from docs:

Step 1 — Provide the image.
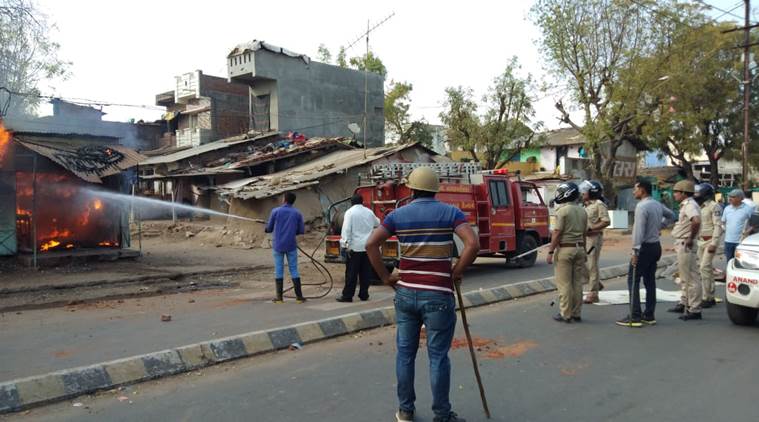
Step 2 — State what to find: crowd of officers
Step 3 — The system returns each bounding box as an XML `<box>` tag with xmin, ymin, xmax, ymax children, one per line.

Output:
<box><xmin>547</xmin><ymin>178</ymin><xmax>755</xmax><ymax>326</ymax></box>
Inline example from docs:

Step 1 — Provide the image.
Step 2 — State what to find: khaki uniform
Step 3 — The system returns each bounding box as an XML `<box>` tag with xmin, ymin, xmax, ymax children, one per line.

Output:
<box><xmin>673</xmin><ymin>197</ymin><xmax>702</xmax><ymax>313</ymax></box>
<box><xmin>584</xmin><ymin>199</ymin><xmax>610</xmax><ymax>295</ymax></box>
<box><xmin>554</xmin><ymin>203</ymin><xmax>588</xmax><ymax>319</ymax></box>
<box><xmin>696</xmin><ymin>200</ymin><xmax>723</xmax><ymax>302</ymax></box>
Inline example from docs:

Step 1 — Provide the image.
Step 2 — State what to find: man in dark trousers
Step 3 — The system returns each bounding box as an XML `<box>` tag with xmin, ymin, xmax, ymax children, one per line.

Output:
<box><xmin>617</xmin><ymin>180</ymin><xmax>675</xmax><ymax>327</ymax></box>
<box><xmin>337</xmin><ymin>194</ymin><xmax>380</xmax><ymax>302</ymax></box>
<box><xmin>366</xmin><ymin>166</ymin><xmax>479</xmax><ymax>422</ymax></box>
<box><xmin>265</xmin><ymin>192</ymin><xmax>306</xmax><ymax>303</ymax></box>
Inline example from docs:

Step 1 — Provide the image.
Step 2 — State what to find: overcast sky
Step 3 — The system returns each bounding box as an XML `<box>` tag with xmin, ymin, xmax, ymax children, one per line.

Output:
<box><xmin>35</xmin><ymin>0</ymin><xmax>746</xmax><ymax>131</ymax></box>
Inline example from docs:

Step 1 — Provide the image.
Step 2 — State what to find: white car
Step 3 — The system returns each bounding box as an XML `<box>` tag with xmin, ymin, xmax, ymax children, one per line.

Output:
<box><xmin>726</xmin><ymin>233</ymin><xmax>759</xmax><ymax>325</ymax></box>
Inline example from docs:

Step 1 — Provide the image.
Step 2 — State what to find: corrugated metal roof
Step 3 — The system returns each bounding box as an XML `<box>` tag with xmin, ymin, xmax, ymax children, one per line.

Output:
<box><xmin>215</xmin><ymin>143</ymin><xmax>436</xmax><ymax>200</ymax></box>
<box><xmin>544</xmin><ymin>127</ymin><xmax>584</xmax><ymax>146</ymax></box>
<box><xmin>15</xmin><ymin>136</ymin><xmax>145</xmax><ymax>184</ymax></box>
<box><xmin>140</xmin><ymin>131</ymin><xmax>279</xmax><ymax>165</ymax></box>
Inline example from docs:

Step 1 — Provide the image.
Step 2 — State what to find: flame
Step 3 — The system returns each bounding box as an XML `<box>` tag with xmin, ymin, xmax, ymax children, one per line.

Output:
<box><xmin>93</xmin><ymin>199</ymin><xmax>102</xmax><ymax>210</ymax></box>
<box><xmin>0</xmin><ymin>120</ymin><xmax>11</xmax><ymax>163</ymax></box>
<box><xmin>40</xmin><ymin>240</ymin><xmax>61</xmax><ymax>251</ymax></box>
<box><xmin>97</xmin><ymin>241</ymin><xmax>119</xmax><ymax>247</ymax></box>
<box><xmin>65</xmin><ymin>243</ymin><xmax>74</xmax><ymax>249</ymax></box>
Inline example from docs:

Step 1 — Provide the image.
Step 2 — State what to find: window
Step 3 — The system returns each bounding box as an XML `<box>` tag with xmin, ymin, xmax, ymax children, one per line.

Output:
<box><xmin>521</xmin><ymin>184</ymin><xmax>542</xmax><ymax>206</ymax></box>
<box><xmin>489</xmin><ymin>180</ymin><xmax>510</xmax><ymax>208</ymax></box>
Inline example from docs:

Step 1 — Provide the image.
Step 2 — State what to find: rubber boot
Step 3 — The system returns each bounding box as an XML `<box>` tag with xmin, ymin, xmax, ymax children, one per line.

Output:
<box><xmin>292</xmin><ymin>277</ymin><xmax>306</xmax><ymax>303</ymax></box>
<box><xmin>272</xmin><ymin>278</ymin><xmax>284</xmax><ymax>303</ymax></box>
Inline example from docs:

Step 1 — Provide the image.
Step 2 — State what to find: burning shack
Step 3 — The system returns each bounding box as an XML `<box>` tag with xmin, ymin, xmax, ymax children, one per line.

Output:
<box><xmin>0</xmin><ymin>121</ymin><xmax>144</xmax><ymax>264</ymax></box>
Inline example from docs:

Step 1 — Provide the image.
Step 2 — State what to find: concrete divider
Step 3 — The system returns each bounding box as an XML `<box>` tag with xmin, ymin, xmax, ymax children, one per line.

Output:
<box><xmin>0</xmin><ymin>255</ymin><xmax>675</xmax><ymax>413</ymax></box>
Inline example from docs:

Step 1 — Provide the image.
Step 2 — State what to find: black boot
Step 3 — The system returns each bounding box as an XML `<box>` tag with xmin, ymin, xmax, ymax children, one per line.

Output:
<box><xmin>292</xmin><ymin>278</ymin><xmax>306</xmax><ymax>303</ymax></box>
<box><xmin>273</xmin><ymin>278</ymin><xmax>284</xmax><ymax>303</ymax></box>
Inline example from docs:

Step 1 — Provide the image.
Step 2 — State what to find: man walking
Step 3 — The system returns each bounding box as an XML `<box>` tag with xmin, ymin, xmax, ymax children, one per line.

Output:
<box><xmin>616</xmin><ymin>180</ymin><xmax>675</xmax><ymax>327</ymax></box>
<box><xmin>668</xmin><ymin>180</ymin><xmax>702</xmax><ymax>320</ymax></box>
<box><xmin>546</xmin><ymin>182</ymin><xmax>588</xmax><ymax>323</ymax></box>
<box><xmin>722</xmin><ymin>189</ymin><xmax>755</xmax><ymax>262</ymax></box>
<box><xmin>694</xmin><ymin>183</ymin><xmax>723</xmax><ymax>308</ymax></box>
<box><xmin>579</xmin><ymin>180</ymin><xmax>610</xmax><ymax>304</ymax></box>
<box><xmin>366</xmin><ymin>166</ymin><xmax>478</xmax><ymax>422</ymax></box>
<box><xmin>336</xmin><ymin>194</ymin><xmax>380</xmax><ymax>302</ymax></box>
<box><xmin>265</xmin><ymin>192</ymin><xmax>306</xmax><ymax>304</ymax></box>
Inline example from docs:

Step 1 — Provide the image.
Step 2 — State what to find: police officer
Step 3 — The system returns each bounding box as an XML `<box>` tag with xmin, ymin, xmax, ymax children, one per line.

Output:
<box><xmin>579</xmin><ymin>180</ymin><xmax>611</xmax><ymax>304</ymax></box>
<box><xmin>668</xmin><ymin>180</ymin><xmax>703</xmax><ymax>320</ymax></box>
<box><xmin>547</xmin><ymin>182</ymin><xmax>588</xmax><ymax>323</ymax></box>
<box><xmin>694</xmin><ymin>183</ymin><xmax>723</xmax><ymax>308</ymax></box>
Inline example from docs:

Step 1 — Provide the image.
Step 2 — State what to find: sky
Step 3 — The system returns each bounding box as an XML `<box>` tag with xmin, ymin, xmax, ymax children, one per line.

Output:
<box><xmin>33</xmin><ymin>0</ymin><xmax>748</xmax><ymax>131</ymax></box>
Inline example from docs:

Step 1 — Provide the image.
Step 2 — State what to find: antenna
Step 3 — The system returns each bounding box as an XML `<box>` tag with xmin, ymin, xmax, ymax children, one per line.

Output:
<box><xmin>343</xmin><ymin>12</ymin><xmax>395</xmax><ymax>158</ymax></box>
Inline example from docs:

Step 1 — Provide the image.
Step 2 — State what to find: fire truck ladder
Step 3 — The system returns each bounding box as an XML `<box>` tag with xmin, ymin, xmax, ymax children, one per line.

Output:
<box><xmin>370</xmin><ymin>162</ymin><xmax>482</xmax><ymax>182</ymax></box>
<box><xmin>476</xmin><ymin>200</ymin><xmax>492</xmax><ymax>253</ymax></box>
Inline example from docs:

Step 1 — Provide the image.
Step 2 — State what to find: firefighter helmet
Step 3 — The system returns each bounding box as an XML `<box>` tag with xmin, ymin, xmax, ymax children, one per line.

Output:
<box><xmin>673</xmin><ymin>180</ymin><xmax>695</xmax><ymax>194</ymax></box>
<box><xmin>406</xmin><ymin>166</ymin><xmax>440</xmax><ymax>193</ymax></box>
<box><xmin>579</xmin><ymin>180</ymin><xmax>603</xmax><ymax>199</ymax></box>
<box><xmin>554</xmin><ymin>182</ymin><xmax>580</xmax><ymax>204</ymax></box>
<box><xmin>694</xmin><ymin>183</ymin><xmax>715</xmax><ymax>204</ymax></box>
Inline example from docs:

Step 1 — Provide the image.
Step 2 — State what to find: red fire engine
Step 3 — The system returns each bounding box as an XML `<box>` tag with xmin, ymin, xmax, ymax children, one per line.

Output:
<box><xmin>324</xmin><ymin>162</ymin><xmax>550</xmax><ymax>268</ymax></box>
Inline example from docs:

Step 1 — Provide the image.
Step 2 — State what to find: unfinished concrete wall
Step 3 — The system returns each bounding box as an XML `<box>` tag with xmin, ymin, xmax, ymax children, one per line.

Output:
<box><xmin>230</xmin><ymin>49</ymin><xmax>384</xmax><ymax>146</ymax></box>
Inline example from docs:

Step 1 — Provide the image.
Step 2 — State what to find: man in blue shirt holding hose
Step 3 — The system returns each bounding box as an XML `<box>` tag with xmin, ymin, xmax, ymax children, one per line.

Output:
<box><xmin>265</xmin><ymin>192</ymin><xmax>306</xmax><ymax>303</ymax></box>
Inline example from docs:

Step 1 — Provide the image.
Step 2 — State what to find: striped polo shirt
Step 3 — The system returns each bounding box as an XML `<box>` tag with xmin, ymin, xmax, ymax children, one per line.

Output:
<box><xmin>381</xmin><ymin>197</ymin><xmax>468</xmax><ymax>294</ymax></box>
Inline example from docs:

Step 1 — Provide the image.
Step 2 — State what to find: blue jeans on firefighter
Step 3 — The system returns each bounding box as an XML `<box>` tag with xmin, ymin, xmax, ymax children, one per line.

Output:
<box><xmin>394</xmin><ymin>286</ymin><xmax>457</xmax><ymax>418</ymax></box>
<box><xmin>273</xmin><ymin>249</ymin><xmax>299</xmax><ymax>279</ymax></box>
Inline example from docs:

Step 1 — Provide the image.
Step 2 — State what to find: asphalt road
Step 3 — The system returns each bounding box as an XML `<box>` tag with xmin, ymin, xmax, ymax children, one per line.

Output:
<box><xmin>0</xmin><ymin>249</ymin><xmax>636</xmax><ymax>381</ymax></box>
<box><xmin>7</xmin><ymin>276</ymin><xmax>756</xmax><ymax>422</ymax></box>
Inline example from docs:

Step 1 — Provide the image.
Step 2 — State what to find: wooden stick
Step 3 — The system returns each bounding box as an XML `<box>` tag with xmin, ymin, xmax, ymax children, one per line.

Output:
<box><xmin>454</xmin><ymin>280</ymin><xmax>491</xmax><ymax>419</ymax></box>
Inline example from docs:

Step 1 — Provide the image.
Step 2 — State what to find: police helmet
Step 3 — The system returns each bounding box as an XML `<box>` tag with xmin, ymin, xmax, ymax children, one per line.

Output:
<box><xmin>554</xmin><ymin>182</ymin><xmax>580</xmax><ymax>204</ymax></box>
<box><xmin>694</xmin><ymin>183</ymin><xmax>715</xmax><ymax>204</ymax></box>
<box><xmin>579</xmin><ymin>180</ymin><xmax>603</xmax><ymax>199</ymax></box>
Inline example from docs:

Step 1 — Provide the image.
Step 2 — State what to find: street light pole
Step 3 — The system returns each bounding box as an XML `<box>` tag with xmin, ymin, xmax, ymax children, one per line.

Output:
<box><xmin>743</xmin><ymin>0</ymin><xmax>751</xmax><ymax>191</ymax></box>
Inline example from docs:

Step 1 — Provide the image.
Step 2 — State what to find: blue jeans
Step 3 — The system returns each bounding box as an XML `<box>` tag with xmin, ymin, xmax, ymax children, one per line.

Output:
<box><xmin>273</xmin><ymin>249</ymin><xmax>299</xmax><ymax>279</ymax></box>
<box><xmin>725</xmin><ymin>242</ymin><xmax>739</xmax><ymax>262</ymax></box>
<box><xmin>394</xmin><ymin>286</ymin><xmax>457</xmax><ymax>418</ymax></box>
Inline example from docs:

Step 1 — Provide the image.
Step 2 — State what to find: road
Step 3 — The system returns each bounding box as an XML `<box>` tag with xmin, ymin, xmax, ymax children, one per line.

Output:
<box><xmin>0</xmin><ymin>247</ymin><xmax>638</xmax><ymax>381</ymax></box>
<box><xmin>6</xmin><ymin>276</ymin><xmax>755</xmax><ymax>422</ymax></box>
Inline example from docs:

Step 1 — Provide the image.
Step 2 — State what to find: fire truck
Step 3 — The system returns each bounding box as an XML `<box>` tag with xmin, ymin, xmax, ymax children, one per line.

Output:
<box><xmin>324</xmin><ymin>162</ymin><xmax>550</xmax><ymax>269</ymax></box>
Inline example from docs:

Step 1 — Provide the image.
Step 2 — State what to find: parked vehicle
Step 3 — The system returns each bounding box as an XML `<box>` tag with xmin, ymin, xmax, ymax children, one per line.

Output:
<box><xmin>725</xmin><ymin>232</ymin><xmax>759</xmax><ymax>326</ymax></box>
<box><xmin>324</xmin><ymin>162</ymin><xmax>550</xmax><ymax>269</ymax></box>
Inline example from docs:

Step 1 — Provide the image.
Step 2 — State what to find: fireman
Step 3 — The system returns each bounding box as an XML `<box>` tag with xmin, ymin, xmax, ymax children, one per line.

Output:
<box><xmin>694</xmin><ymin>183</ymin><xmax>723</xmax><ymax>308</ymax></box>
<box><xmin>547</xmin><ymin>182</ymin><xmax>588</xmax><ymax>323</ymax></box>
<box><xmin>667</xmin><ymin>180</ymin><xmax>703</xmax><ymax>320</ymax></box>
<box><xmin>579</xmin><ymin>180</ymin><xmax>611</xmax><ymax>304</ymax></box>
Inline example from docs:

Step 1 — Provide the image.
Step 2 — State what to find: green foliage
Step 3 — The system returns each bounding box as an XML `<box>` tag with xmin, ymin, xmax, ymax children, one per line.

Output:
<box><xmin>440</xmin><ymin>57</ymin><xmax>542</xmax><ymax>169</ymax></box>
<box><xmin>349</xmin><ymin>51</ymin><xmax>387</xmax><ymax>76</ymax></box>
<box><xmin>336</xmin><ymin>47</ymin><xmax>348</xmax><ymax>68</ymax></box>
<box><xmin>0</xmin><ymin>0</ymin><xmax>70</xmax><ymax>116</ymax></box>
<box><xmin>384</xmin><ymin>80</ymin><xmax>432</xmax><ymax>146</ymax></box>
<box><xmin>316</xmin><ymin>44</ymin><xmax>332</xmax><ymax>64</ymax></box>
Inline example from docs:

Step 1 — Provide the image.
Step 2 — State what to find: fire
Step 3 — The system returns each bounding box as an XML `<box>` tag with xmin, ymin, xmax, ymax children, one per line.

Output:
<box><xmin>40</xmin><ymin>240</ymin><xmax>61</xmax><ymax>251</ymax></box>
<box><xmin>97</xmin><ymin>241</ymin><xmax>119</xmax><ymax>247</ymax></box>
<box><xmin>93</xmin><ymin>199</ymin><xmax>103</xmax><ymax>210</ymax></box>
<box><xmin>0</xmin><ymin>120</ymin><xmax>11</xmax><ymax>164</ymax></box>
<box><xmin>65</xmin><ymin>244</ymin><xmax>74</xmax><ymax>249</ymax></box>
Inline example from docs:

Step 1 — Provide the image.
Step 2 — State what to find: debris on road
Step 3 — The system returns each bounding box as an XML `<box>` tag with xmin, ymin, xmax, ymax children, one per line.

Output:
<box><xmin>288</xmin><ymin>342</ymin><xmax>303</xmax><ymax>351</ymax></box>
<box><xmin>72</xmin><ymin>402</ymin><xmax>83</xmax><ymax>407</ymax></box>
<box><xmin>160</xmin><ymin>314</ymin><xmax>172</xmax><ymax>322</ymax></box>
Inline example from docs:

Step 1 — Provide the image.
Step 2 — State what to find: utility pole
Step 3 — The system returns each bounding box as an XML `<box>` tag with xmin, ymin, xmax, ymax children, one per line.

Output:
<box><xmin>743</xmin><ymin>0</ymin><xmax>751</xmax><ymax>191</ymax></box>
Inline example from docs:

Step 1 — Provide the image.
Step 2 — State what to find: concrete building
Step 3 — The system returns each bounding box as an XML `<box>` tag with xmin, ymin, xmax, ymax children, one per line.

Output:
<box><xmin>155</xmin><ymin>70</ymin><xmax>249</xmax><ymax>149</ymax></box>
<box><xmin>4</xmin><ymin>99</ymin><xmax>163</xmax><ymax>151</ymax></box>
<box><xmin>428</xmin><ymin>124</ymin><xmax>449</xmax><ymax>155</ymax></box>
<box><xmin>226</xmin><ymin>41</ymin><xmax>384</xmax><ymax>147</ymax></box>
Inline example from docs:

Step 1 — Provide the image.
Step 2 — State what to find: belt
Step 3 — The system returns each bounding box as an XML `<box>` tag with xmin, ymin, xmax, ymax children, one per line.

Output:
<box><xmin>700</xmin><ymin>236</ymin><xmax>712</xmax><ymax>241</ymax></box>
<box><xmin>560</xmin><ymin>242</ymin><xmax>585</xmax><ymax>248</ymax></box>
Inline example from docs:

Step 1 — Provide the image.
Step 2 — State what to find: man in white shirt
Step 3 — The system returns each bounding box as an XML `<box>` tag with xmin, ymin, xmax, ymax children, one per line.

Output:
<box><xmin>337</xmin><ymin>194</ymin><xmax>380</xmax><ymax>302</ymax></box>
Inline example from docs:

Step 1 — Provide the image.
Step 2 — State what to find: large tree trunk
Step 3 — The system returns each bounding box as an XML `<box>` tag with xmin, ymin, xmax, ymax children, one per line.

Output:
<box><xmin>707</xmin><ymin>152</ymin><xmax>720</xmax><ymax>187</ymax></box>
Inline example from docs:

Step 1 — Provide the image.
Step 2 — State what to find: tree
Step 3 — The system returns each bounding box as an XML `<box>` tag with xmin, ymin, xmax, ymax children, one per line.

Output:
<box><xmin>336</xmin><ymin>47</ymin><xmax>348</xmax><ymax>68</ymax></box>
<box><xmin>349</xmin><ymin>51</ymin><xmax>386</xmax><ymax>76</ymax></box>
<box><xmin>316</xmin><ymin>43</ymin><xmax>332</xmax><ymax>64</ymax></box>
<box><xmin>384</xmin><ymin>80</ymin><xmax>432</xmax><ymax>145</ymax></box>
<box><xmin>0</xmin><ymin>0</ymin><xmax>69</xmax><ymax>116</ymax></box>
<box><xmin>530</xmin><ymin>0</ymin><xmax>680</xmax><ymax>192</ymax></box>
<box><xmin>632</xmin><ymin>20</ymin><xmax>751</xmax><ymax>185</ymax></box>
<box><xmin>439</xmin><ymin>58</ymin><xmax>543</xmax><ymax>169</ymax></box>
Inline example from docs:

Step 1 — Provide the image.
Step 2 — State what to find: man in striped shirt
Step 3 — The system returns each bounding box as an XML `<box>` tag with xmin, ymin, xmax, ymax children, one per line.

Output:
<box><xmin>366</xmin><ymin>167</ymin><xmax>478</xmax><ymax>422</ymax></box>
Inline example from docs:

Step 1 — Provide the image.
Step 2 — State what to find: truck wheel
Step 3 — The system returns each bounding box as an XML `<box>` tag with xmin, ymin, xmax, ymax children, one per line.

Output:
<box><xmin>726</xmin><ymin>301</ymin><xmax>758</xmax><ymax>326</ymax></box>
<box><xmin>514</xmin><ymin>234</ymin><xmax>538</xmax><ymax>268</ymax></box>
